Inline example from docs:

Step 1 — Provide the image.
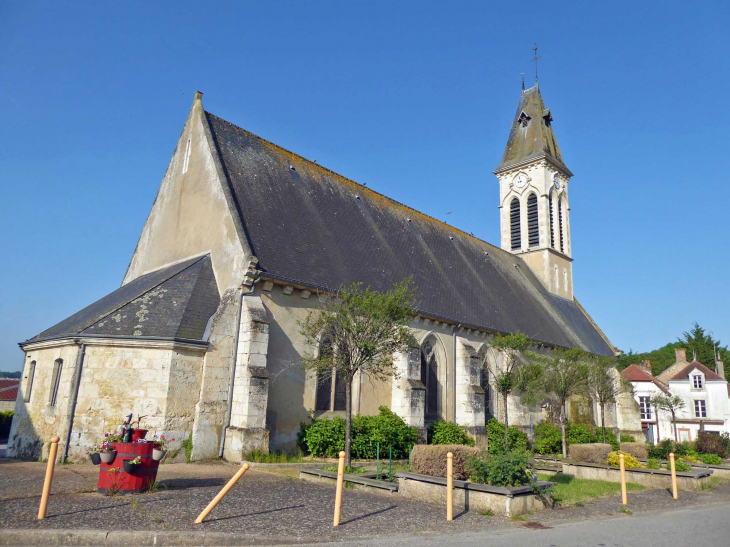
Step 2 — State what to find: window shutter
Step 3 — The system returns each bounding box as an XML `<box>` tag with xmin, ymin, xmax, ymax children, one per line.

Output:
<box><xmin>527</xmin><ymin>193</ymin><xmax>539</xmax><ymax>247</ymax></box>
<box><xmin>510</xmin><ymin>198</ymin><xmax>521</xmax><ymax>250</ymax></box>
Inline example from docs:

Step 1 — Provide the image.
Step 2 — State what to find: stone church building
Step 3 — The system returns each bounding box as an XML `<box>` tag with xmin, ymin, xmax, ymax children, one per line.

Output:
<box><xmin>9</xmin><ymin>83</ymin><xmax>618</xmax><ymax>462</ymax></box>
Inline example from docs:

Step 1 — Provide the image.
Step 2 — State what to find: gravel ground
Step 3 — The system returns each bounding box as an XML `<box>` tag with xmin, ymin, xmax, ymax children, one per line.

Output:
<box><xmin>1</xmin><ymin>458</ymin><xmax>729</xmax><ymax>543</ymax></box>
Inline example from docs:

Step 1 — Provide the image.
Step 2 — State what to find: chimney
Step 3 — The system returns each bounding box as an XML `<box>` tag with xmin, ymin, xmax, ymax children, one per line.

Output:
<box><xmin>675</xmin><ymin>348</ymin><xmax>687</xmax><ymax>363</ymax></box>
<box><xmin>716</xmin><ymin>358</ymin><xmax>725</xmax><ymax>379</ymax></box>
<box><xmin>645</xmin><ymin>360</ymin><xmax>652</xmax><ymax>374</ymax></box>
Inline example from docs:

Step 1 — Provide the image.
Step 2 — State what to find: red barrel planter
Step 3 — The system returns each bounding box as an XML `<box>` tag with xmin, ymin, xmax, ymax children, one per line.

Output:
<box><xmin>97</xmin><ymin>442</ymin><xmax>159</xmax><ymax>494</ymax></box>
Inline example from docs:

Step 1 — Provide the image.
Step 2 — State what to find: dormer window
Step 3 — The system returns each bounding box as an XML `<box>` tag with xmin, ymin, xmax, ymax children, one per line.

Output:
<box><xmin>692</xmin><ymin>374</ymin><xmax>704</xmax><ymax>389</ymax></box>
<box><xmin>543</xmin><ymin>109</ymin><xmax>553</xmax><ymax>125</ymax></box>
<box><xmin>518</xmin><ymin>111</ymin><xmax>531</xmax><ymax>128</ymax></box>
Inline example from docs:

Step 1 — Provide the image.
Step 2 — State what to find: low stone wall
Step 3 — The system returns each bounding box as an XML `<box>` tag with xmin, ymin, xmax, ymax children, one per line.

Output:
<box><xmin>300</xmin><ymin>469</ymin><xmax>397</xmax><ymax>497</ymax></box>
<box><xmin>562</xmin><ymin>462</ymin><xmax>713</xmax><ymax>491</ymax></box>
<box><xmin>396</xmin><ymin>472</ymin><xmax>550</xmax><ymax>517</ymax></box>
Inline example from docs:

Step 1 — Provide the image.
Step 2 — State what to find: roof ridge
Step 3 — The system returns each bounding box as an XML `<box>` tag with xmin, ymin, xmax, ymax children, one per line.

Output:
<box><xmin>204</xmin><ymin>111</ymin><xmax>507</xmax><ymax>256</ymax></box>
<box><xmin>80</xmin><ymin>255</ymin><xmax>209</xmax><ymax>334</ymax></box>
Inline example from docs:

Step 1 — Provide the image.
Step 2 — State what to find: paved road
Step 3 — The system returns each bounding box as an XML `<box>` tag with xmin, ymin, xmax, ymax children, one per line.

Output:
<box><xmin>330</xmin><ymin>502</ymin><xmax>730</xmax><ymax>547</ymax></box>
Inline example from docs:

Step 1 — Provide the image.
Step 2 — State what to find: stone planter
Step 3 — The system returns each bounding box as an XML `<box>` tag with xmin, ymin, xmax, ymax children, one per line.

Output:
<box><xmin>396</xmin><ymin>472</ymin><xmax>552</xmax><ymax>517</ymax></box>
<box><xmin>99</xmin><ymin>451</ymin><xmax>117</xmax><ymax>464</ymax></box>
<box><xmin>90</xmin><ymin>453</ymin><xmax>101</xmax><ymax>465</ymax></box>
<box><xmin>152</xmin><ymin>448</ymin><xmax>166</xmax><ymax>461</ymax></box>
<box><xmin>562</xmin><ymin>462</ymin><xmax>713</xmax><ymax>491</ymax></box>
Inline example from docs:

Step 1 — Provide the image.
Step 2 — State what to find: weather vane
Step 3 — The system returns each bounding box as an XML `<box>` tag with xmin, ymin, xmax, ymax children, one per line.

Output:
<box><xmin>531</xmin><ymin>44</ymin><xmax>541</xmax><ymax>84</ymax></box>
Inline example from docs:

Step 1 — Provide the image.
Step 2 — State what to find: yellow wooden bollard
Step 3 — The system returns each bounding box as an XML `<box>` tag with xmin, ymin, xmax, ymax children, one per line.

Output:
<box><xmin>446</xmin><ymin>452</ymin><xmax>453</xmax><ymax>521</ymax></box>
<box><xmin>333</xmin><ymin>451</ymin><xmax>346</xmax><ymax>526</ymax></box>
<box><xmin>619</xmin><ymin>453</ymin><xmax>628</xmax><ymax>505</ymax></box>
<box><xmin>669</xmin><ymin>453</ymin><xmax>678</xmax><ymax>499</ymax></box>
<box><xmin>194</xmin><ymin>463</ymin><xmax>250</xmax><ymax>524</ymax></box>
<box><xmin>38</xmin><ymin>436</ymin><xmax>60</xmax><ymax>520</ymax></box>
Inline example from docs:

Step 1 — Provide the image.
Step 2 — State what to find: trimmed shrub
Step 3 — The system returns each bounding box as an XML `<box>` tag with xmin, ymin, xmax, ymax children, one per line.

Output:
<box><xmin>696</xmin><ymin>432</ymin><xmax>729</xmax><ymax>458</ymax></box>
<box><xmin>595</xmin><ymin>428</ymin><xmax>619</xmax><ymax>450</ymax></box>
<box><xmin>428</xmin><ymin>421</ymin><xmax>475</xmax><ymax>447</ymax></box>
<box><xmin>486</xmin><ymin>419</ymin><xmax>528</xmax><ymax>454</ymax></box>
<box><xmin>648</xmin><ymin>439</ymin><xmax>673</xmax><ymax>460</ymax></box>
<box><xmin>411</xmin><ymin>444</ymin><xmax>481</xmax><ymax>480</ymax></box>
<box><xmin>0</xmin><ymin>411</ymin><xmax>13</xmax><ymax>439</ymax></box>
<box><xmin>300</xmin><ymin>407</ymin><xmax>418</xmax><ymax>458</ymax></box>
<box><xmin>468</xmin><ymin>451</ymin><xmax>530</xmax><ymax>487</ymax></box>
<box><xmin>620</xmin><ymin>434</ymin><xmax>635</xmax><ymax>443</ymax></box>
<box><xmin>606</xmin><ymin>451</ymin><xmax>644</xmax><ymax>469</ymax></box>
<box><xmin>700</xmin><ymin>453</ymin><xmax>723</xmax><ymax>465</ymax></box>
<box><xmin>568</xmin><ymin>443</ymin><xmax>613</xmax><ymax>464</ymax></box>
<box><xmin>646</xmin><ymin>458</ymin><xmax>661</xmax><ymax>469</ymax></box>
<box><xmin>533</xmin><ymin>422</ymin><xmax>562</xmax><ymax>455</ymax></box>
<box><xmin>620</xmin><ymin>442</ymin><xmax>648</xmax><ymax>460</ymax></box>
<box><xmin>567</xmin><ymin>423</ymin><xmax>595</xmax><ymax>445</ymax></box>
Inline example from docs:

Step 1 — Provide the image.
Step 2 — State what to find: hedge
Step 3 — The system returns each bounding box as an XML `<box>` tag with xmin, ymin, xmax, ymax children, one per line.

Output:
<box><xmin>0</xmin><ymin>411</ymin><xmax>13</xmax><ymax>439</ymax></box>
<box><xmin>428</xmin><ymin>421</ymin><xmax>475</xmax><ymax>446</ymax></box>
<box><xmin>411</xmin><ymin>444</ymin><xmax>480</xmax><ymax>480</ymax></box>
<box><xmin>486</xmin><ymin>419</ymin><xmax>528</xmax><ymax>454</ymax></box>
<box><xmin>568</xmin><ymin>443</ymin><xmax>613</xmax><ymax>464</ymax></box>
<box><xmin>620</xmin><ymin>442</ymin><xmax>648</xmax><ymax>460</ymax></box>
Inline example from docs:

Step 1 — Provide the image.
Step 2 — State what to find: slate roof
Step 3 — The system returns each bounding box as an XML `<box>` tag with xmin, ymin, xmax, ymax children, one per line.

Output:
<box><xmin>24</xmin><ymin>255</ymin><xmax>219</xmax><ymax>345</ymax></box>
<box><xmin>205</xmin><ymin>112</ymin><xmax>615</xmax><ymax>357</ymax></box>
<box><xmin>495</xmin><ymin>86</ymin><xmax>570</xmax><ymax>174</ymax></box>
<box><xmin>0</xmin><ymin>380</ymin><xmax>19</xmax><ymax>401</ymax></box>
<box><xmin>669</xmin><ymin>361</ymin><xmax>726</xmax><ymax>382</ymax></box>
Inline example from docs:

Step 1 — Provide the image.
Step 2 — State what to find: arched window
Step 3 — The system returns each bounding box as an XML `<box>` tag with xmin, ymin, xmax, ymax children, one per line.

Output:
<box><xmin>421</xmin><ymin>340</ymin><xmax>439</xmax><ymax>418</ymax></box>
<box><xmin>49</xmin><ymin>359</ymin><xmax>63</xmax><ymax>406</ymax></box>
<box><xmin>527</xmin><ymin>193</ymin><xmax>539</xmax><ymax>247</ymax></box>
<box><xmin>549</xmin><ymin>193</ymin><xmax>555</xmax><ymax>248</ymax></box>
<box><xmin>314</xmin><ymin>335</ymin><xmax>346</xmax><ymax>411</ymax></box>
<box><xmin>23</xmin><ymin>360</ymin><xmax>36</xmax><ymax>403</ymax></box>
<box><xmin>510</xmin><ymin>198</ymin><xmax>521</xmax><ymax>250</ymax></box>
<box><xmin>558</xmin><ymin>196</ymin><xmax>564</xmax><ymax>253</ymax></box>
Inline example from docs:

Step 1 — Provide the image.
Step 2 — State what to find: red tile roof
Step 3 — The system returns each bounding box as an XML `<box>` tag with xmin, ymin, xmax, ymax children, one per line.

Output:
<box><xmin>0</xmin><ymin>379</ymin><xmax>19</xmax><ymax>401</ymax></box>
<box><xmin>669</xmin><ymin>361</ymin><xmax>726</xmax><ymax>382</ymax></box>
<box><xmin>620</xmin><ymin>364</ymin><xmax>670</xmax><ymax>393</ymax></box>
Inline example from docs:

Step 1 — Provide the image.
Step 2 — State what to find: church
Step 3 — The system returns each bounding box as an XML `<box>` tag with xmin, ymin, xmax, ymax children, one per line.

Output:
<box><xmin>9</xmin><ymin>81</ymin><xmax>620</xmax><ymax>462</ymax></box>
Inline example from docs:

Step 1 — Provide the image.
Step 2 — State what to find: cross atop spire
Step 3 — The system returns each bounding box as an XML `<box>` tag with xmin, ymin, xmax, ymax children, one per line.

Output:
<box><xmin>531</xmin><ymin>44</ymin><xmax>541</xmax><ymax>85</ymax></box>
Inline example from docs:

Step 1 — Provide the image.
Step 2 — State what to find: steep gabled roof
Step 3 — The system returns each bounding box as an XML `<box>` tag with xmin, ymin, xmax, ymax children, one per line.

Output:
<box><xmin>669</xmin><ymin>361</ymin><xmax>726</xmax><ymax>382</ymax></box>
<box><xmin>495</xmin><ymin>86</ymin><xmax>570</xmax><ymax>174</ymax></box>
<box><xmin>24</xmin><ymin>255</ymin><xmax>220</xmax><ymax>345</ymax></box>
<box><xmin>204</xmin><ymin>111</ymin><xmax>614</xmax><ymax>357</ymax></box>
<box><xmin>621</xmin><ymin>364</ymin><xmax>670</xmax><ymax>393</ymax></box>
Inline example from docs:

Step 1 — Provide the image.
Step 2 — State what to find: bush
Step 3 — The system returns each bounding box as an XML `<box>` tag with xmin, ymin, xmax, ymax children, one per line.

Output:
<box><xmin>620</xmin><ymin>434</ymin><xmax>635</xmax><ymax>443</ymax></box>
<box><xmin>673</xmin><ymin>441</ymin><xmax>696</xmax><ymax>457</ymax></box>
<box><xmin>700</xmin><ymin>453</ymin><xmax>723</xmax><ymax>465</ymax></box>
<box><xmin>646</xmin><ymin>458</ymin><xmax>661</xmax><ymax>469</ymax></box>
<box><xmin>486</xmin><ymin>419</ymin><xmax>528</xmax><ymax>454</ymax></box>
<box><xmin>567</xmin><ymin>423</ymin><xmax>595</xmax><ymax>445</ymax></box>
<box><xmin>428</xmin><ymin>421</ymin><xmax>475</xmax><ymax>446</ymax></box>
<box><xmin>568</xmin><ymin>443</ymin><xmax>613</xmax><ymax>464</ymax></box>
<box><xmin>606</xmin><ymin>451</ymin><xmax>644</xmax><ymax>469</ymax></box>
<box><xmin>533</xmin><ymin>422</ymin><xmax>562</xmax><ymax>455</ymax></box>
<box><xmin>648</xmin><ymin>439</ymin><xmax>673</xmax><ymax>460</ymax></box>
<box><xmin>468</xmin><ymin>451</ymin><xmax>529</xmax><ymax>487</ymax></box>
<box><xmin>0</xmin><ymin>411</ymin><xmax>13</xmax><ymax>439</ymax></box>
<box><xmin>411</xmin><ymin>444</ymin><xmax>481</xmax><ymax>480</ymax></box>
<box><xmin>696</xmin><ymin>432</ymin><xmax>729</xmax><ymax>458</ymax></box>
<box><xmin>595</xmin><ymin>428</ymin><xmax>619</xmax><ymax>450</ymax></box>
<box><xmin>300</xmin><ymin>407</ymin><xmax>418</xmax><ymax>458</ymax></box>
<box><xmin>679</xmin><ymin>454</ymin><xmax>699</xmax><ymax>464</ymax></box>
<box><xmin>620</xmin><ymin>442</ymin><xmax>648</xmax><ymax>460</ymax></box>
<box><xmin>673</xmin><ymin>461</ymin><xmax>691</xmax><ymax>472</ymax></box>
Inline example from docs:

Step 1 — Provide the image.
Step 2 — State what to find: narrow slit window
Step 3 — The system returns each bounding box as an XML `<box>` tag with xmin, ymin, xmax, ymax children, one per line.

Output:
<box><xmin>49</xmin><ymin>359</ymin><xmax>63</xmax><ymax>406</ymax></box>
<box><xmin>527</xmin><ymin>193</ymin><xmax>539</xmax><ymax>247</ymax></box>
<box><xmin>510</xmin><ymin>198</ymin><xmax>521</xmax><ymax>250</ymax></box>
<box><xmin>23</xmin><ymin>361</ymin><xmax>36</xmax><ymax>403</ymax></box>
<box><xmin>549</xmin><ymin>193</ymin><xmax>555</xmax><ymax>248</ymax></box>
<box><xmin>558</xmin><ymin>196</ymin><xmax>565</xmax><ymax>252</ymax></box>
<box><xmin>182</xmin><ymin>139</ymin><xmax>192</xmax><ymax>174</ymax></box>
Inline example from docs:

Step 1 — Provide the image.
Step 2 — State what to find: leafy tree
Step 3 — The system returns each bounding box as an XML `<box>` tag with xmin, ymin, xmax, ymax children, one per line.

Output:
<box><xmin>680</xmin><ymin>323</ymin><xmax>727</xmax><ymax>369</ymax></box>
<box><xmin>651</xmin><ymin>394</ymin><xmax>685</xmax><ymax>442</ymax></box>
<box><xmin>585</xmin><ymin>356</ymin><xmax>631</xmax><ymax>444</ymax></box>
<box><xmin>528</xmin><ymin>348</ymin><xmax>589</xmax><ymax>458</ymax></box>
<box><xmin>616</xmin><ymin>342</ymin><xmax>683</xmax><ymax>376</ymax></box>
<box><xmin>299</xmin><ymin>280</ymin><xmax>416</xmax><ymax>467</ymax></box>
<box><xmin>483</xmin><ymin>332</ymin><xmax>536</xmax><ymax>449</ymax></box>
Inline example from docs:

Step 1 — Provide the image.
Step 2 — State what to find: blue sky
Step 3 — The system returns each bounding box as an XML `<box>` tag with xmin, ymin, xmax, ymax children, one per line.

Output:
<box><xmin>1</xmin><ymin>1</ymin><xmax>728</xmax><ymax>371</ymax></box>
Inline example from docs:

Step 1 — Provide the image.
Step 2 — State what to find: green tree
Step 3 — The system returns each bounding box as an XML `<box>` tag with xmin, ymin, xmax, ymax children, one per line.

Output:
<box><xmin>651</xmin><ymin>394</ymin><xmax>685</xmax><ymax>442</ymax></box>
<box><xmin>585</xmin><ymin>356</ymin><xmax>631</xmax><ymax>444</ymax></box>
<box><xmin>680</xmin><ymin>323</ymin><xmax>727</xmax><ymax>369</ymax></box>
<box><xmin>484</xmin><ymin>332</ymin><xmax>535</xmax><ymax>449</ymax></box>
<box><xmin>529</xmin><ymin>348</ymin><xmax>589</xmax><ymax>458</ymax></box>
<box><xmin>299</xmin><ymin>280</ymin><xmax>416</xmax><ymax>467</ymax></box>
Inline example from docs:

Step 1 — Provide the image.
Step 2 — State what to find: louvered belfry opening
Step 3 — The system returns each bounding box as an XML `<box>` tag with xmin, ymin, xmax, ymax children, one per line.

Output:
<box><xmin>527</xmin><ymin>193</ymin><xmax>539</xmax><ymax>247</ymax></box>
<box><xmin>510</xmin><ymin>197</ymin><xmax>521</xmax><ymax>250</ymax></box>
<box><xmin>558</xmin><ymin>196</ymin><xmax>565</xmax><ymax>252</ymax></box>
<box><xmin>549</xmin><ymin>193</ymin><xmax>555</xmax><ymax>248</ymax></box>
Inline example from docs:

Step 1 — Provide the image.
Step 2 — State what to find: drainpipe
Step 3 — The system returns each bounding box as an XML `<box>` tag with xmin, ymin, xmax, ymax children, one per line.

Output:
<box><xmin>452</xmin><ymin>324</ymin><xmax>461</xmax><ymax>422</ymax></box>
<box><xmin>218</xmin><ymin>276</ymin><xmax>261</xmax><ymax>458</ymax></box>
<box><xmin>62</xmin><ymin>341</ymin><xmax>86</xmax><ymax>463</ymax></box>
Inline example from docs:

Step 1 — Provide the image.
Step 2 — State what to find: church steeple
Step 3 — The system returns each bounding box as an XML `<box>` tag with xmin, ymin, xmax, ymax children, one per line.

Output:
<box><xmin>493</xmin><ymin>83</ymin><xmax>575</xmax><ymax>300</ymax></box>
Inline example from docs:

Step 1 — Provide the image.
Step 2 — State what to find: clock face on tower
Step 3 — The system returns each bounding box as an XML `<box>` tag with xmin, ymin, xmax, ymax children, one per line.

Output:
<box><xmin>514</xmin><ymin>174</ymin><xmax>528</xmax><ymax>189</ymax></box>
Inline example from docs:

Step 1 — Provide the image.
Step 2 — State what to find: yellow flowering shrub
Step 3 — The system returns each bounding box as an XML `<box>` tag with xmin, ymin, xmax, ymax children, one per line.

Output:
<box><xmin>606</xmin><ymin>450</ymin><xmax>644</xmax><ymax>469</ymax></box>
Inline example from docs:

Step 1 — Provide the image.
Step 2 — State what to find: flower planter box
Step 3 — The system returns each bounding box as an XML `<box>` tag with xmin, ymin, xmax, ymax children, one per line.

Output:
<box><xmin>97</xmin><ymin>442</ymin><xmax>159</xmax><ymax>494</ymax></box>
<box><xmin>299</xmin><ymin>469</ymin><xmax>397</xmax><ymax>496</ymax></box>
<box><xmin>562</xmin><ymin>462</ymin><xmax>713</xmax><ymax>492</ymax></box>
<box><xmin>395</xmin><ymin>472</ymin><xmax>553</xmax><ymax>517</ymax></box>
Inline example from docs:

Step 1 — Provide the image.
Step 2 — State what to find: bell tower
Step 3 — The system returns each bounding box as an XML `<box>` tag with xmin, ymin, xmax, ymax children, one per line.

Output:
<box><xmin>493</xmin><ymin>82</ymin><xmax>574</xmax><ymax>299</ymax></box>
